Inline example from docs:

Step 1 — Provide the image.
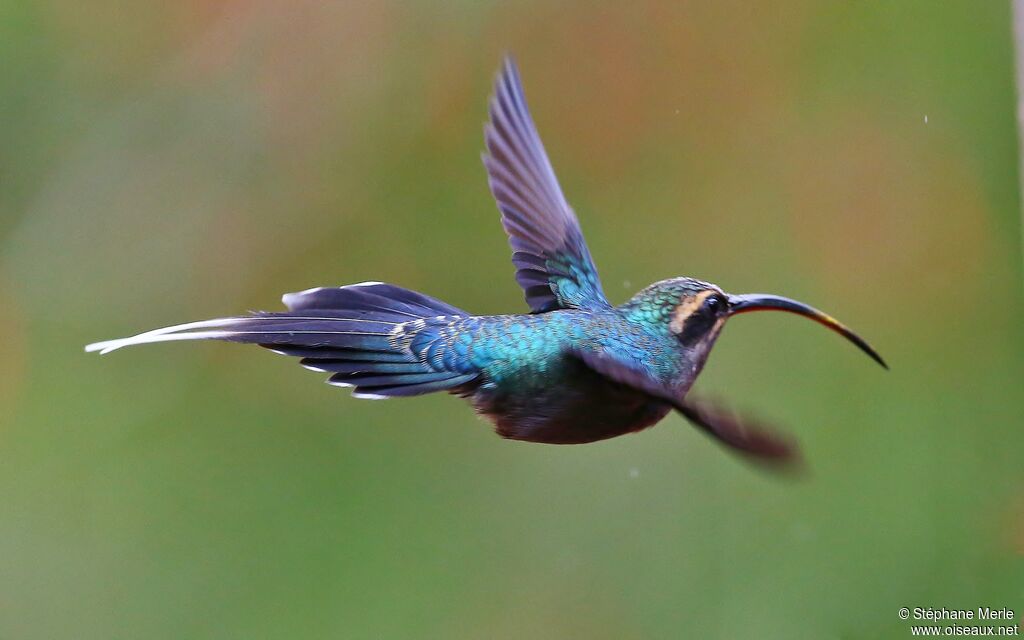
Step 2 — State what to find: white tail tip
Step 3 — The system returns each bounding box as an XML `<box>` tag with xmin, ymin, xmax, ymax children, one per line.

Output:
<box><xmin>84</xmin><ymin>317</ymin><xmax>239</xmax><ymax>354</ymax></box>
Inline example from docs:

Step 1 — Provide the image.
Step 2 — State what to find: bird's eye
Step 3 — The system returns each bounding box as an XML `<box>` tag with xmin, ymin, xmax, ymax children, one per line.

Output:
<box><xmin>703</xmin><ymin>294</ymin><xmax>724</xmax><ymax>314</ymax></box>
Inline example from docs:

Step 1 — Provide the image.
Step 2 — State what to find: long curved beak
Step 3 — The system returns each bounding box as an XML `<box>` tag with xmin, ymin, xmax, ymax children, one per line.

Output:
<box><xmin>728</xmin><ymin>293</ymin><xmax>887</xmax><ymax>369</ymax></box>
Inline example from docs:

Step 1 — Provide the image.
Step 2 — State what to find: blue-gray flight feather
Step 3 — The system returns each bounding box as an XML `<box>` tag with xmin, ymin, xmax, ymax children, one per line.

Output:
<box><xmin>483</xmin><ymin>56</ymin><xmax>610</xmax><ymax>313</ymax></box>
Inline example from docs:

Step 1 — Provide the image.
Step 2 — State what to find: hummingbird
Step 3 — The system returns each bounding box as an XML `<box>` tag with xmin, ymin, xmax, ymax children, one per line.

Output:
<box><xmin>86</xmin><ymin>57</ymin><xmax>886</xmax><ymax>467</ymax></box>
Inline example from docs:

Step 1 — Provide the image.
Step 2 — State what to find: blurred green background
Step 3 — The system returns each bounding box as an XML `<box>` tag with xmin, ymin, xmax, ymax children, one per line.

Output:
<box><xmin>1</xmin><ymin>1</ymin><xmax>1022</xmax><ymax>638</ymax></box>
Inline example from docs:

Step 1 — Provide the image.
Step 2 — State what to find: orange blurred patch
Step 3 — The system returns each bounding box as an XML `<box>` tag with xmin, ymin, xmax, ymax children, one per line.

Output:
<box><xmin>154</xmin><ymin>1</ymin><xmax>399</xmax><ymax>155</ymax></box>
<box><xmin>783</xmin><ymin>114</ymin><xmax>991</xmax><ymax>319</ymax></box>
<box><xmin>482</xmin><ymin>3</ymin><xmax>665</xmax><ymax>178</ymax></box>
<box><xmin>479</xmin><ymin>0</ymin><xmax>817</xmax><ymax>235</ymax></box>
<box><xmin>46</xmin><ymin>0</ymin><xmax>232</xmax><ymax>84</ymax></box>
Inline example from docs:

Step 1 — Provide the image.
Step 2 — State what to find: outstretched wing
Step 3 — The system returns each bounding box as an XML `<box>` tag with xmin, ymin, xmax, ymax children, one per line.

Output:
<box><xmin>672</xmin><ymin>397</ymin><xmax>800</xmax><ymax>469</ymax></box>
<box><xmin>483</xmin><ymin>57</ymin><xmax>610</xmax><ymax>313</ymax></box>
<box><xmin>571</xmin><ymin>347</ymin><xmax>801</xmax><ymax>469</ymax></box>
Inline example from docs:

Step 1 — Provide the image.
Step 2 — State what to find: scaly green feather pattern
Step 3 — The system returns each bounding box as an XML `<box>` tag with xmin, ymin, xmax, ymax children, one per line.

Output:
<box><xmin>425</xmin><ymin>279</ymin><xmax>705</xmax><ymax>395</ymax></box>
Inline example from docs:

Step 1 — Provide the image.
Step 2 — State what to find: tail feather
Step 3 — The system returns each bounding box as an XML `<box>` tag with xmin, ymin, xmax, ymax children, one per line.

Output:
<box><xmin>341</xmin><ymin>374</ymin><xmax>479</xmax><ymax>398</ymax></box>
<box><xmin>261</xmin><ymin>345</ymin><xmax>417</xmax><ymax>362</ymax></box>
<box><xmin>85</xmin><ymin>282</ymin><xmax>480</xmax><ymax>398</ymax></box>
<box><xmin>84</xmin><ymin>316</ymin><xmax>396</xmax><ymax>354</ymax></box>
<box><xmin>283</xmin><ymin>281</ymin><xmax>465</xmax><ymax>317</ymax></box>
<box><xmin>329</xmin><ymin>371</ymin><xmax>468</xmax><ymax>388</ymax></box>
<box><xmin>303</xmin><ymin>360</ymin><xmax>428</xmax><ymax>375</ymax></box>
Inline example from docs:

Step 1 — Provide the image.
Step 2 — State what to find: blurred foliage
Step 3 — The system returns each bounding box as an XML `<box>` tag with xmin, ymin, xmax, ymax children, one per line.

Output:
<box><xmin>1</xmin><ymin>1</ymin><xmax>1022</xmax><ymax>638</ymax></box>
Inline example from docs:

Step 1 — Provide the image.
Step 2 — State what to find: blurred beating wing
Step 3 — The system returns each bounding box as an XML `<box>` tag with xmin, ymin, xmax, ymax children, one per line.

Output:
<box><xmin>571</xmin><ymin>347</ymin><xmax>801</xmax><ymax>469</ymax></box>
<box><xmin>673</xmin><ymin>397</ymin><xmax>800</xmax><ymax>469</ymax></box>
<box><xmin>483</xmin><ymin>57</ymin><xmax>611</xmax><ymax>313</ymax></box>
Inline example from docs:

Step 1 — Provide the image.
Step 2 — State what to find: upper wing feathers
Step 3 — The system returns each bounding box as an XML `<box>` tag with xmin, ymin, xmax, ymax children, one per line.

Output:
<box><xmin>483</xmin><ymin>57</ymin><xmax>610</xmax><ymax>313</ymax></box>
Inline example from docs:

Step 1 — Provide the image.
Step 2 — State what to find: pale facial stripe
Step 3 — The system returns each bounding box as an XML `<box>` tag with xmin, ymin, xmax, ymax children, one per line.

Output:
<box><xmin>669</xmin><ymin>290</ymin><xmax>715</xmax><ymax>335</ymax></box>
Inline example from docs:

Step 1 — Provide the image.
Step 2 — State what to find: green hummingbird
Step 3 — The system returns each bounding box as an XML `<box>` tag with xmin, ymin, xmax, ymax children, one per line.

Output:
<box><xmin>87</xmin><ymin>57</ymin><xmax>886</xmax><ymax>467</ymax></box>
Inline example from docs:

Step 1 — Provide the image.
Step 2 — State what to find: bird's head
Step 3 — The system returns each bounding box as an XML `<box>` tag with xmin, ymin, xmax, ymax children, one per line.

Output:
<box><xmin>625</xmin><ymin>277</ymin><xmax>887</xmax><ymax>373</ymax></box>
